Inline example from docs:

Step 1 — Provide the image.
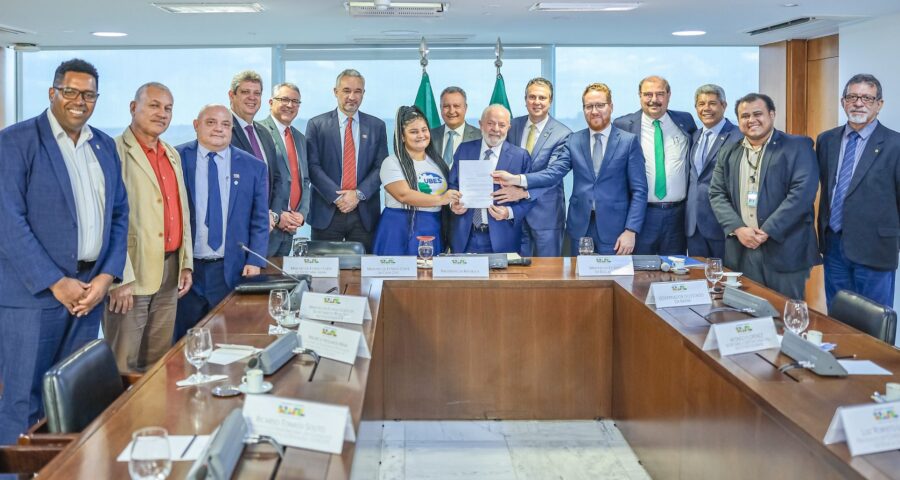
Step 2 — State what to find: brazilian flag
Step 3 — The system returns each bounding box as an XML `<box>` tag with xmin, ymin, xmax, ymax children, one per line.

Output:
<box><xmin>414</xmin><ymin>71</ymin><xmax>441</xmax><ymax>129</ymax></box>
<box><xmin>489</xmin><ymin>73</ymin><xmax>511</xmax><ymax>114</ymax></box>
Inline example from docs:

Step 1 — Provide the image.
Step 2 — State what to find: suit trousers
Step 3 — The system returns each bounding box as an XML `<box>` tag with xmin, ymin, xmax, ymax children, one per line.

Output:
<box><xmin>0</xmin><ymin>269</ymin><xmax>100</xmax><ymax>445</ymax></box>
<box><xmin>466</xmin><ymin>229</ymin><xmax>494</xmax><ymax>253</ymax></box>
<box><xmin>173</xmin><ymin>259</ymin><xmax>230</xmax><ymax>342</ymax></box>
<box><xmin>687</xmin><ymin>232</ymin><xmax>725</xmax><ymax>260</ymax></box>
<box><xmin>737</xmin><ymin>247</ymin><xmax>809</xmax><ymax>300</ymax></box>
<box><xmin>570</xmin><ymin>212</ymin><xmax>616</xmax><ymax>255</ymax></box>
<box><xmin>268</xmin><ymin>227</ymin><xmax>294</xmax><ymax>257</ymax></box>
<box><xmin>312</xmin><ymin>209</ymin><xmax>374</xmax><ymax>254</ymax></box>
<box><xmin>521</xmin><ymin>218</ymin><xmax>563</xmax><ymax>257</ymax></box>
<box><xmin>103</xmin><ymin>253</ymin><xmax>179</xmax><ymax>373</ymax></box>
<box><xmin>823</xmin><ymin>229</ymin><xmax>896</xmax><ymax>309</ymax></box>
<box><xmin>634</xmin><ymin>203</ymin><xmax>687</xmax><ymax>256</ymax></box>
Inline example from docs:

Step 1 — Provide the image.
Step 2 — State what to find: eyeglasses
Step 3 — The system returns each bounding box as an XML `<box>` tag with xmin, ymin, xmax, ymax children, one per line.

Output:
<box><xmin>583</xmin><ymin>103</ymin><xmax>609</xmax><ymax>112</ymax></box>
<box><xmin>273</xmin><ymin>97</ymin><xmax>301</xmax><ymax>106</ymax></box>
<box><xmin>53</xmin><ymin>86</ymin><xmax>99</xmax><ymax>103</ymax></box>
<box><xmin>843</xmin><ymin>94</ymin><xmax>879</xmax><ymax>105</ymax></box>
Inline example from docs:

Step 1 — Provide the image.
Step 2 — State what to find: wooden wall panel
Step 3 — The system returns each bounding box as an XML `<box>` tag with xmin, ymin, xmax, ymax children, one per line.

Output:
<box><xmin>759</xmin><ymin>41</ymin><xmax>788</xmax><ymax>131</ymax></box>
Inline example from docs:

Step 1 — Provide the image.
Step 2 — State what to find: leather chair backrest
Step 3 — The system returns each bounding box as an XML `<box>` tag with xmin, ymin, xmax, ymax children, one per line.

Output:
<box><xmin>43</xmin><ymin>340</ymin><xmax>124</xmax><ymax>433</ymax></box>
<box><xmin>306</xmin><ymin>240</ymin><xmax>365</xmax><ymax>255</ymax></box>
<box><xmin>830</xmin><ymin>290</ymin><xmax>898</xmax><ymax>344</ymax></box>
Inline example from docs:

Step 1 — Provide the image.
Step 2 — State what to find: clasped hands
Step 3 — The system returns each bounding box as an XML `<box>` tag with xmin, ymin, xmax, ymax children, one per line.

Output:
<box><xmin>51</xmin><ymin>273</ymin><xmax>114</xmax><ymax>317</ymax></box>
<box><xmin>335</xmin><ymin>190</ymin><xmax>360</xmax><ymax>213</ymax></box>
<box><xmin>735</xmin><ymin>226</ymin><xmax>769</xmax><ymax>249</ymax></box>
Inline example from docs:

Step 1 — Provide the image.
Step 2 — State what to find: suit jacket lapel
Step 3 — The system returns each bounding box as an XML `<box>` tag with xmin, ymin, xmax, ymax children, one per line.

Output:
<box><xmin>231</xmin><ymin>117</ymin><xmax>252</xmax><ymax>152</ymax></box>
<box><xmin>531</xmin><ymin>121</ymin><xmax>552</xmax><ymax>161</ymax></box>
<box><xmin>123</xmin><ymin>129</ymin><xmax>162</xmax><ymax>191</ymax></box>
<box><xmin>495</xmin><ymin>142</ymin><xmax>513</xmax><ymax>174</ymax></box>
<box><xmin>227</xmin><ymin>147</ymin><xmax>241</xmax><ymax>222</ymax></box>
<box><xmin>847</xmin><ymin>125</ymin><xmax>884</xmax><ymax>196</ymax></box>
<box><xmin>357</xmin><ymin>116</ymin><xmax>369</xmax><ymax>177</ymax></box>
<box><xmin>597</xmin><ymin>128</ymin><xmax>621</xmax><ymax>181</ymax></box>
<box><xmin>758</xmin><ymin>132</ymin><xmax>780</xmax><ymax>193</ymax></box>
<box><xmin>578</xmin><ymin>130</ymin><xmax>595</xmax><ymax>182</ymax></box>
<box><xmin>330</xmin><ymin>110</ymin><xmax>342</xmax><ymax>167</ymax></box>
<box><xmin>37</xmin><ymin>113</ymin><xmax>78</xmax><ymax>221</ymax></box>
<box><xmin>726</xmin><ymin>143</ymin><xmax>742</xmax><ymax>211</ymax></box>
<box><xmin>826</xmin><ymin>129</ymin><xmax>842</xmax><ymax>198</ymax></box>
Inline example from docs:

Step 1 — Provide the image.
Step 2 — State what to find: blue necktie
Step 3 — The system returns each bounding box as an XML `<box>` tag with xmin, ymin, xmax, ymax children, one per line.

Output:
<box><xmin>829</xmin><ymin>131</ymin><xmax>860</xmax><ymax>232</ymax></box>
<box><xmin>443</xmin><ymin>130</ymin><xmax>457</xmax><ymax>168</ymax></box>
<box><xmin>694</xmin><ymin>130</ymin><xmax>713</xmax><ymax>173</ymax></box>
<box><xmin>205</xmin><ymin>152</ymin><xmax>223</xmax><ymax>251</ymax></box>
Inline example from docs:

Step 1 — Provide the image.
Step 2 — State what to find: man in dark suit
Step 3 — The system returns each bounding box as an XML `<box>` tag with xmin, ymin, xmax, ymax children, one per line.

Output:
<box><xmin>0</xmin><ymin>59</ymin><xmax>128</xmax><ymax>444</ymax></box>
<box><xmin>496</xmin><ymin>83</ymin><xmax>647</xmax><ymax>255</ymax></box>
<box><xmin>448</xmin><ymin>104</ymin><xmax>534</xmax><ymax>254</ymax></box>
<box><xmin>227</xmin><ymin>70</ymin><xmax>284</xmax><ymax>233</ymax></box>
<box><xmin>260</xmin><ymin>82</ymin><xmax>312</xmax><ymax>256</ymax></box>
<box><xmin>686</xmin><ymin>84</ymin><xmax>743</xmax><ymax>259</ymax></box>
<box><xmin>173</xmin><ymin>105</ymin><xmax>269</xmax><ymax>339</ymax></box>
<box><xmin>498</xmin><ymin>77</ymin><xmax>572</xmax><ymax>257</ymax></box>
<box><xmin>614</xmin><ymin>75</ymin><xmax>697</xmax><ymax>255</ymax></box>
<box><xmin>430</xmin><ymin>86</ymin><xmax>481</xmax><ymax>168</ymax></box>
<box><xmin>709</xmin><ymin>93</ymin><xmax>820</xmax><ymax>299</ymax></box>
<box><xmin>817</xmin><ymin>74</ymin><xmax>900</xmax><ymax>308</ymax></box>
<box><xmin>306</xmin><ymin>69</ymin><xmax>388</xmax><ymax>253</ymax></box>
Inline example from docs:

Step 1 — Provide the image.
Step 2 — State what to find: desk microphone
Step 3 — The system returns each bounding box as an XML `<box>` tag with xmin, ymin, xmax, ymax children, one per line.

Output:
<box><xmin>238</xmin><ymin>242</ymin><xmax>304</xmax><ymax>283</ymax></box>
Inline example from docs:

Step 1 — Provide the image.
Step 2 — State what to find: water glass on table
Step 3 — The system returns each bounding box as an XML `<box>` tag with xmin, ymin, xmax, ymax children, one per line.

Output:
<box><xmin>578</xmin><ymin>237</ymin><xmax>595</xmax><ymax>256</ymax></box>
<box><xmin>268</xmin><ymin>288</ymin><xmax>292</xmax><ymax>333</ymax></box>
<box><xmin>417</xmin><ymin>236</ymin><xmax>435</xmax><ymax>267</ymax></box>
<box><xmin>184</xmin><ymin>327</ymin><xmax>213</xmax><ymax>384</ymax></box>
<box><xmin>704</xmin><ymin>258</ymin><xmax>724</xmax><ymax>293</ymax></box>
<box><xmin>128</xmin><ymin>426</ymin><xmax>171</xmax><ymax>480</ymax></box>
<box><xmin>783</xmin><ymin>299</ymin><xmax>810</xmax><ymax>335</ymax></box>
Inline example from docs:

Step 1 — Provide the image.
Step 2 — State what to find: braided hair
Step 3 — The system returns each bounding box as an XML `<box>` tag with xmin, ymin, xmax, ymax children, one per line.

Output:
<box><xmin>393</xmin><ymin>105</ymin><xmax>449</xmax><ymax>196</ymax></box>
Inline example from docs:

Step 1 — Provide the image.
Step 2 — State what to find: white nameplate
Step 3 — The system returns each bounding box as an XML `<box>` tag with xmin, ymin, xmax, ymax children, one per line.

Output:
<box><xmin>576</xmin><ymin>255</ymin><xmax>634</xmax><ymax>276</ymax></box>
<box><xmin>298</xmin><ymin>320</ymin><xmax>370</xmax><ymax>364</ymax></box>
<box><xmin>361</xmin><ymin>256</ymin><xmax>418</xmax><ymax>277</ymax></box>
<box><xmin>283</xmin><ymin>256</ymin><xmax>340</xmax><ymax>278</ymax></box>
<box><xmin>243</xmin><ymin>395</ymin><xmax>355</xmax><ymax>455</ymax></box>
<box><xmin>702</xmin><ymin>317</ymin><xmax>780</xmax><ymax>356</ymax></box>
<box><xmin>300</xmin><ymin>292</ymin><xmax>367</xmax><ymax>325</ymax></box>
<box><xmin>824</xmin><ymin>402</ymin><xmax>900</xmax><ymax>456</ymax></box>
<box><xmin>645</xmin><ymin>280</ymin><xmax>711</xmax><ymax>308</ymax></box>
<box><xmin>432</xmin><ymin>256</ymin><xmax>490</xmax><ymax>278</ymax></box>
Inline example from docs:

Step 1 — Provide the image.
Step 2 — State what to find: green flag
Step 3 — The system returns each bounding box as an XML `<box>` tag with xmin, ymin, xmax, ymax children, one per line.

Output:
<box><xmin>489</xmin><ymin>73</ymin><xmax>511</xmax><ymax>115</ymax></box>
<box><xmin>414</xmin><ymin>71</ymin><xmax>441</xmax><ymax>129</ymax></box>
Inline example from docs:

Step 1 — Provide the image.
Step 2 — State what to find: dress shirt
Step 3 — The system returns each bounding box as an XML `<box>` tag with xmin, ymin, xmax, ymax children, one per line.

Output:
<box><xmin>233</xmin><ymin>113</ymin><xmax>269</xmax><ymax>164</ymax></box>
<box><xmin>47</xmin><ymin>110</ymin><xmax>105</xmax><ymax>262</ymax></box>
<box><xmin>135</xmin><ymin>134</ymin><xmax>183</xmax><ymax>253</ymax></box>
<box><xmin>441</xmin><ymin>123</ymin><xmax>466</xmax><ymax>157</ymax></box>
<box><xmin>519</xmin><ymin>116</ymin><xmax>550</xmax><ymax>150</ymax></box>
<box><xmin>640</xmin><ymin>112</ymin><xmax>688</xmax><ymax>202</ymax></box>
<box><xmin>737</xmin><ymin>131</ymin><xmax>773</xmax><ymax>231</ymax></box>
<box><xmin>337</xmin><ymin>109</ymin><xmax>361</xmax><ymax>166</ymax></box>
<box><xmin>519</xmin><ymin>123</ymin><xmax>610</xmax><ymax>191</ymax></box>
<box><xmin>478</xmin><ymin>140</ymin><xmax>514</xmax><ymax>220</ymax></box>
<box><xmin>831</xmin><ymin>120</ymin><xmax>879</xmax><ymax>200</ymax></box>
<box><xmin>694</xmin><ymin>118</ymin><xmax>727</xmax><ymax>168</ymax></box>
<box><xmin>193</xmin><ymin>146</ymin><xmax>231</xmax><ymax>259</ymax></box>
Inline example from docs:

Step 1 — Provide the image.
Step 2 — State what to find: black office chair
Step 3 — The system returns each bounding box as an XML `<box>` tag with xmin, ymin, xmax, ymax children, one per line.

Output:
<box><xmin>306</xmin><ymin>240</ymin><xmax>365</xmax><ymax>255</ymax></box>
<box><xmin>829</xmin><ymin>290</ymin><xmax>897</xmax><ymax>344</ymax></box>
<box><xmin>42</xmin><ymin>339</ymin><xmax>125</xmax><ymax>433</ymax></box>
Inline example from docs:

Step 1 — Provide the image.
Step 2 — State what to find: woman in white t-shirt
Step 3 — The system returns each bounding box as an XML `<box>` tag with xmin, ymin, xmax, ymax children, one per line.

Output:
<box><xmin>373</xmin><ymin>106</ymin><xmax>460</xmax><ymax>255</ymax></box>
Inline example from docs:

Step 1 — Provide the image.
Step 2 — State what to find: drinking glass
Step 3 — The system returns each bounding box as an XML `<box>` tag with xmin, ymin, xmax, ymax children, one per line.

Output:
<box><xmin>290</xmin><ymin>237</ymin><xmax>309</xmax><ymax>257</ymax></box>
<box><xmin>783</xmin><ymin>299</ymin><xmax>810</xmax><ymax>335</ymax></box>
<box><xmin>704</xmin><ymin>258</ymin><xmax>724</xmax><ymax>292</ymax></box>
<box><xmin>183</xmin><ymin>327</ymin><xmax>213</xmax><ymax>383</ymax></box>
<box><xmin>578</xmin><ymin>237</ymin><xmax>595</xmax><ymax>256</ymax></box>
<box><xmin>128</xmin><ymin>426</ymin><xmax>171</xmax><ymax>480</ymax></box>
<box><xmin>417</xmin><ymin>236</ymin><xmax>435</xmax><ymax>264</ymax></box>
<box><xmin>269</xmin><ymin>289</ymin><xmax>291</xmax><ymax>329</ymax></box>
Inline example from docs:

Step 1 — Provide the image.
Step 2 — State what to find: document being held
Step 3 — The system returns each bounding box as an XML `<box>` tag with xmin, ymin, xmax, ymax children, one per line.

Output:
<box><xmin>459</xmin><ymin>160</ymin><xmax>495</xmax><ymax>209</ymax></box>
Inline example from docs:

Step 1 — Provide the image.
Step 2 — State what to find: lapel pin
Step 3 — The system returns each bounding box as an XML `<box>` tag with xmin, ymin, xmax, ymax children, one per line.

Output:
<box><xmin>95</xmin><ymin>144</ymin><xmax>101</xmax><ymax>150</ymax></box>
<box><xmin>875</xmin><ymin>149</ymin><xmax>880</xmax><ymax>154</ymax></box>
<box><xmin>362</xmin><ymin>134</ymin><xmax>368</xmax><ymax>139</ymax></box>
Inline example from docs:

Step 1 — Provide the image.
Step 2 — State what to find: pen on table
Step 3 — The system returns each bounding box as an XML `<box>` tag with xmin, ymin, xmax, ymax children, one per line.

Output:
<box><xmin>835</xmin><ymin>354</ymin><xmax>857</xmax><ymax>360</ymax></box>
<box><xmin>180</xmin><ymin>435</ymin><xmax>197</xmax><ymax>459</ymax></box>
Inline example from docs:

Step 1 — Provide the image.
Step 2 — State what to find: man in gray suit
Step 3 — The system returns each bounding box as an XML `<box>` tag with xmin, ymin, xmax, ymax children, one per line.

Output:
<box><xmin>259</xmin><ymin>82</ymin><xmax>312</xmax><ymax>256</ymax></box>
<box><xmin>709</xmin><ymin>93</ymin><xmax>820</xmax><ymax>299</ymax></box>
<box><xmin>686</xmin><ymin>84</ymin><xmax>742</xmax><ymax>259</ymax></box>
<box><xmin>431</xmin><ymin>86</ymin><xmax>481</xmax><ymax>167</ymax></box>
<box><xmin>496</xmin><ymin>77</ymin><xmax>572</xmax><ymax>256</ymax></box>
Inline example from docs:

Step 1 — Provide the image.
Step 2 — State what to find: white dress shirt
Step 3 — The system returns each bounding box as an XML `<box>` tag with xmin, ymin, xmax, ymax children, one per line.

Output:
<box><xmin>47</xmin><ymin>110</ymin><xmax>105</xmax><ymax>262</ymax></box>
<box><xmin>640</xmin><ymin>112</ymin><xmax>688</xmax><ymax>202</ymax></box>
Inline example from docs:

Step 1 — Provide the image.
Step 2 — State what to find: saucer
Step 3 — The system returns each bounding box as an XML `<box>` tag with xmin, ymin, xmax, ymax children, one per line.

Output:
<box><xmin>238</xmin><ymin>381</ymin><xmax>273</xmax><ymax>394</ymax></box>
<box><xmin>671</xmin><ymin>267</ymin><xmax>689</xmax><ymax>275</ymax></box>
<box><xmin>723</xmin><ymin>281</ymin><xmax>743</xmax><ymax>288</ymax></box>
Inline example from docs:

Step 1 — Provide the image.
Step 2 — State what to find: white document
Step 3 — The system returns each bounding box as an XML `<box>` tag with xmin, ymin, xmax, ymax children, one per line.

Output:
<box><xmin>701</xmin><ymin>317</ymin><xmax>780</xmax><ymax>356</ymax></box>
<box><xmin>824</xmin><ymin>402</ymin><xmax>900</xmax><ymax>456</ymax></box>
<box><xmin>459</xmin><ymin>160</ymin><xmax>495</xmax><ymax>209</ymax></box>
<box><xmin>576</xmin><ymin>255</ymin><xmax>634</xmax><ymax>276</ymax></box>
<box><xmin>432</xmin><ymin>256</ymin><xmax>490</xmax><ymax>278</ymax></box>
<box><xmin>837</xmin><ymin>360</ymin><xmax>893</xmax><ymax>375</ymax></box>
<box><xmin>645</xmin><ymin>280</ymin><xmax>711</xmax><ymax>308</ymax></box>
<box><xmin>300</xmin><ymin>292</ymin><xmax>367</xmax><ymax>325</ymax></box>
<box><xmin>243</xmin><ymin>395</ymin><xmax>355</xmax><ymax>455</ymax></box>
<box><xmin>298</xmin><ymin>320</ymin><xmax>370</xmax><ymax>364</ymax></box>
<box><xmin>361</xmin><ymin>256</ymin><xmax>418</xmax><ymax>277</ymax></box>
<box><xmin>117</xmin><ymin>435</ymin><xmax>210</xmax><ymax>462</ymax></box>
<box><xmin>207</xmin><ymin>345</ymin><xmax>260</xmax><ymax>365</ymax></box>
<box><xmin>283</xmin><ymin>256</ymin><xmax>340</xmax><ymax>278</ymax></box>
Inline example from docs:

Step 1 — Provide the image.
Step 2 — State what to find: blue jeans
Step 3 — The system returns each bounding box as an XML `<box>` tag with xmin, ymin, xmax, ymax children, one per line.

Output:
<box><xmin>823</xmin><ymin>230</ymin><xmax>896</xmax><ymax>309</ymax></box>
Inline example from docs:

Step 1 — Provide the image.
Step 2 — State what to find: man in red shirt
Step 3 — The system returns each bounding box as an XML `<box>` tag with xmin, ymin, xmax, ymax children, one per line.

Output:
<box><xmin>103</xmin><ymin>82</ymin><xmax>193</xmax><ymax>372</ymax></box>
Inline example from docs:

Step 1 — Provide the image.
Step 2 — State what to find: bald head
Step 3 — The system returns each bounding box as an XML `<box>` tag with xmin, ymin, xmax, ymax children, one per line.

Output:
<box><xmin>193</xmin><ymin>104</ymin><xmax>233</xmax><ymax>151</ymax></box>
<box><xmin>479</xmin><ymin>104</ymin><xmax>512</xmax><ymax>147</ymax></box>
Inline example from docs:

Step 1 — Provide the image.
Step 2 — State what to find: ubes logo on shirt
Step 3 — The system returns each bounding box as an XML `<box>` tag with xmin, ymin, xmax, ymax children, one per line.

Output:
<box><xmin>671</xmin><ymin>284</ymin><xmax>688</xmax><ymax>292</ymax></box>
<box><xmin>873</xmin><ymin>407</ymin><xmax>899</xmax><ymax>421</ymax></box>
<box><xmin>321</xmin><ymin>328</ymin><xmax>338</xmax><ymax>337</ymax></box>
<box><xmin>324</xmin><ymin>297</ymin><xmax>341</xmax><ymax>305</ymax></box>
<box><xmin>277</xmin><ymin>404</ymin><xmax>305</xmax><ymax>417</ymax></box>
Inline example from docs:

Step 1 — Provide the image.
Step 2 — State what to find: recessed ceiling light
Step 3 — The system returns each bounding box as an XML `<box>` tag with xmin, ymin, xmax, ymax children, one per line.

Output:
<box><xmin>92</xmin><ymin>31</ymin><xmax>128</xmax><ymax>37</ymax></box>
<box><xmin>783</xmin><ymin>3</ymin><xmax>799</xmax><ymax>6</ymax></box>
<box><xmin>382</xmin><ymin>30</ymin><xmax>420</xmax><ymax>35</ymax></box>
<box><xmin>152</xmin><ymin>3</ymin><xmax>264</xmax><ymax>14</ymax></box>
<box><xmin>529</xmin><ymin>2</ymin><xmax>640</xmax><ymax>12</ymax></box>
<box><xmin>672</xmin><ymin>30</ymin><xmax>706</xmax><ymax>36</ymax></box>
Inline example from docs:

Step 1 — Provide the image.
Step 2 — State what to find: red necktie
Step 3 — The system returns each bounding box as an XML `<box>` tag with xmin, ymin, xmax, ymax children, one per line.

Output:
<box><xmin>341</xmin><ymin>117</ymin><xmax>357</xmax><ymax>190</ymax></box>
<box><xmin>284</xmin><ymin>127</ymin><xmax>302</xmax><ymax>210</ymax></box>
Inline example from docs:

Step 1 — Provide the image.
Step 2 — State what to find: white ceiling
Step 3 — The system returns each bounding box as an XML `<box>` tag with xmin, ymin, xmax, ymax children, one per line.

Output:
<box><xmin>1</xmin><ymin>0</ymin><xmax>897</xmax><ymax>49</ymax></box>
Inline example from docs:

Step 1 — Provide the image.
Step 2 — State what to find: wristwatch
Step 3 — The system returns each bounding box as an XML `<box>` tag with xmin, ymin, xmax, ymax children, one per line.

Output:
<box><xmin>356</xmin><ymin>189</ymin><xmax>367</xmax><ymax>201</ymax></box>
<box><xmin>270</xmin><ymin>211</ymin><xmax>280</xmax><ymax>225</ymax></box>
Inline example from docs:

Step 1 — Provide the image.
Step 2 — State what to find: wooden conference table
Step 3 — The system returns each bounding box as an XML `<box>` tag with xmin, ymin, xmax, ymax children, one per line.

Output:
<box><xmin>38</xmin><ymin>258</ymin><xmax>900</xmax><ymax>479</ymax></box>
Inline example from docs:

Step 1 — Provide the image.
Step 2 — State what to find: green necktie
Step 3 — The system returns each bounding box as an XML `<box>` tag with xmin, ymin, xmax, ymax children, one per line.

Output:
<box><xmin>653</xmin><ymin>119</ymin><xmax>666</xmax><ymax>200</ymax></box>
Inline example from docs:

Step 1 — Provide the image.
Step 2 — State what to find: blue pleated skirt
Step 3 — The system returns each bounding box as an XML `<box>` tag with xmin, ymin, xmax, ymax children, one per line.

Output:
<box><xmin>372</xmin><ymin>207</ymin><xmax>442</xmax><ymax>256</ymax></box>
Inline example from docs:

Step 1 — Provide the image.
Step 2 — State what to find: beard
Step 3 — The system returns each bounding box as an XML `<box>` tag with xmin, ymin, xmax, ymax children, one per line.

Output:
<box><xmin>847</xmin><ymin>113</ymin><xmax>869</xmax><ymax>124</ymax></box>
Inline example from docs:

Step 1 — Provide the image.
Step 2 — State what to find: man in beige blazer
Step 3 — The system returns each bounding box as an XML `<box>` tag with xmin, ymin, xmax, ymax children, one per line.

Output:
<box><xmin>103</xmin><ymin>82</ymin><xmax>193</xmax><ymax>372</ymax></box>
